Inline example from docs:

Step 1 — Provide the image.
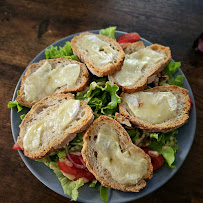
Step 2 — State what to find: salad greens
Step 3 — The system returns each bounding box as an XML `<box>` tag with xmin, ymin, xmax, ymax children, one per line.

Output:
<box><xmin>76</xmin><ymin>81</ymin><xmax>121</xmax><ymax>118</ymax></box>
<box><xmin>89</xmin><ymin>180</ymin><xmax>98</xmax><ymax>188</ymax></box>
<box><xmin>45</xmin><ymin>41</ymin><xmax>78</xmax><ymax>61</ymax></box>
<box><xmin>68</xmin><ymin>132</ymin><xmax>84</xmax><ymax>152</ymax></box>
<box><xmin>163</xmin><ymin>61</ymin><xmax>185</xmax><ymax>87</ymax></box>
<box><xmin>20</xmin><ymin>114</ymin><xmax>25</xmax><ymax>120</ymax></box>
<box><xmin>99</xmin><ymin>26</ymin><xmax>117</xmax><ymax>39</ymax></box>
<box><xmin>51</xmin><ymin>162</ymin><xmax>84</xmax><ymax>201</ymax></box>
<box><xmin>100</xmin><ymin>185</ymin><xmax>108</xmax><ymax>203</ymax></box>
<box><xmin>8</xmin><ymin>100</ymin><xmax>23</xmax><ymax>112</ymax></box>
<box><xmin>149</xmin><ymin>130</ymin><xmax>178</xmax><ymax>168</ymax></box>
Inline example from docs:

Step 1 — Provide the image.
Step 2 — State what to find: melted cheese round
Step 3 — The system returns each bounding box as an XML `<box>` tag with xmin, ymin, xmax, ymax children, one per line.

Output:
<box><xmin>24</xmin><ymin>61</ymin><xmax>80</xmax><ymax>102</ymax></box>
<box><xmin>95</xmin><ymin>123</ymin><xmax>149</xmax><ymax>185</ymax></box>
<box><xmin>23</xmin><ymin>99</ymin><xmax>80</xmax><ymax>150</ymax></box>
<box><xmin>76</xmin><ymin>35</ymin><xmax>118</xmax><ymax>68</ymax></box>
<box><xmin>114</xmin><ymin>47</ymin><xmax>166</xmax><ymax>86</ymax></box>
<box><xmin>123</xmin><ymin>92</ymin><xmax>177</xmax><ymax>124</ymax></box>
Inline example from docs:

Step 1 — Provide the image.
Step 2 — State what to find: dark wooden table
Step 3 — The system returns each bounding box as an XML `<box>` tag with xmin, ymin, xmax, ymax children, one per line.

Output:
<box><xmin>1</xmin><ymin>0</ymin><xmax>202</xmax><ymax>202</ymax></box>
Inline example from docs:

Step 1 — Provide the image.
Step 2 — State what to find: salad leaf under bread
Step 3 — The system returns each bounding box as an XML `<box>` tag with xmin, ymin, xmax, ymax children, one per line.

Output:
<box><xmin>50</xmin><ymin>162</ymin><xmax>84</xmax><ymax>201</ymax></box>
<box><xmin>99</xmin><ymin>26</ymin><xmax>117</xmax><ymax>39</ymax></box>
<box><xmin>76</xmin><ymin>81</ymin><xmax>121</xmax><ymax>118</ymax></box>
<box><xmin>45</xmin><ymin>41</ymin><xmax>78</xmax><ymax>60</ymax></box>
<box><xmin>148</xmin><ymin>130</ymin><xmax>178</xmax><ymax>167</ymax></box>
<box><xmin>163</xmin><ymin>61</ymin><xmax>185</xmax><ymax>87</ymax></box>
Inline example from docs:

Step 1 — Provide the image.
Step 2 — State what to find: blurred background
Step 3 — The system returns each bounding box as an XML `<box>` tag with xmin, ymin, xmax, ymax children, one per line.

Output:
<box><xmin>1</xmin><ymin>0</ymin><xmax>202</xmax><ymax>202</ymax></box>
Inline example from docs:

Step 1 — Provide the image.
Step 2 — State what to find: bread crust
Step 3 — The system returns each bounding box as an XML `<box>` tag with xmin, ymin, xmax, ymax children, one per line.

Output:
<box><xmin>17</xmin><ymin>93</ymin><xmax>94</xmax><ymax>159</ymax></box>
<box><xmin>71</xmin><ymin>32</ymin><xmax>125</xmax><ymax>77</ymax></box>
<box><xmin>82</xmin><ymin>116</ymin><xmax>153</xmax><ymax>192</ymax></box>
<box><xmin>108</xmin><ymin>41</ymin><xmax>171</xmax><ymax>93</ymax></box>
<box><xmin>16</xmin><ymin>58</ymin><xmax>89</xmax><ymax>108</ymax></box>
<box><xmin>119</xmin><ymin>86</ymin><xmax>191</xmax><ymax>132</ymax></box>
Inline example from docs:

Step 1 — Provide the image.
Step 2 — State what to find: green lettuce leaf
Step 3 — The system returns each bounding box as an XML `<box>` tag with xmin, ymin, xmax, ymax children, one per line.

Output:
<box><xmin>174</xmin><ymin>75</ymin><xmax>185</xmax><ymax>87</ymax></box>
<box><xmin>45</xmin><ymin>42</ymin><xmax>78</xmax><ymax>61</ymax></box>
<box><xmin>149</xmin><ymin>133</ymin><xmax>159</xmax><ymax>140</ymax></box>
<box><xmin>76</xmin><ymin>81</ymin><xmax>121</xmax><ymax>118</ymax></box>
<box><xmin>8</xmin><ymin>100</ymin><xmax>23</xmax><ymax>112</ymax></box>
<box><xmin>20</xmin><ymin>114</ymin><xmax>25</xmax><ymax>120</ymax></box>
<box><xmin>68</xmin><ymin>132</ymin><xmax>84</xmax><ymax>152</ymax></box>
<box><xmin>57</xmin><ymin>150</ymin><xmax>66</xmax><ymax>161</ymax></box>
<box><xmin>17</xmin><ymin>90</ymin><xmax>20</xmax><ymax>96</ymax></box>
<box><xmin>126</xmin><ymin>128</ymin><xmax>142</xmax><ymax>144</ymax></box>
<box><xmin>149</xmin><ymin>130</ymin><xmax>178</xmax><ymax>167</ymax></box>
<box><xmin>100</xmin><ymin>184</ymin><xmax>108</xmax><ymax>203</ymax></box>
<box><xmin>99</xmin><ymin>26</ymin><xmax>116</xmax><ymax>39</ymax></box>
<box><xmin>89</xmin><ymin>180</ymin><xmax>97</xmax><ymax>188</ymax></box>
<box><xmin>51</xmin><ymin>163</ymin><xmax>84</xmax><ymax>201</ymax></box>
<box><xmin>35</xmin><ymin>156</ymin><xmax>51</xmax><ymax>166</ymax></box>
<box><xmin>163</xmin><ymin>61</ymin><xmax>185</xmax><ymax>87</ymax></box>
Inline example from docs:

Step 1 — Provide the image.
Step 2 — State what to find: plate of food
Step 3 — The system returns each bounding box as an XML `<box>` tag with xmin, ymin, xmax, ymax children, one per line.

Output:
<box><xmin>9</xmin><ymin>27</ymin><xmax>196</xmax><ymax>203</ymax></box>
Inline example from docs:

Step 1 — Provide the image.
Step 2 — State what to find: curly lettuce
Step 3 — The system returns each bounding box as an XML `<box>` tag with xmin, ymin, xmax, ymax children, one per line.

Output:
<box><xmin>99</xmin><ymin>26</ymin><xmax>116</xmax><ymax>39</ymax></box>
<box><xmin>76</xmin><ymin>81</ymin><xmax>121</xmax><ymax>118</ymax></box>
<box><xmin>49</xmin><ymin>162</ymin><xmax>84</xmax><ymax>201</ymax></box>
<box><xmin>149</xmin><ymin>130</ymin><xmax>178</xmax><ymax>167</ymax></box>
<box><xmin>163</xmin><ymin>61</ymin><xmax>185</xmax><ymax>87</ymax></box>
<box><xmin>45</xmin><ymin>41</ymin><xmax>78</xmax><ymax>61</ymax></box>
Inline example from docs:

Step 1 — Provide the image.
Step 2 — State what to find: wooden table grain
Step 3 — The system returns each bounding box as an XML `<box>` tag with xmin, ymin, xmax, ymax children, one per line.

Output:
<box><xmin>1</xmin><ymin>0</ymin><xmax>202</xmax><ymax>202</ymax></box>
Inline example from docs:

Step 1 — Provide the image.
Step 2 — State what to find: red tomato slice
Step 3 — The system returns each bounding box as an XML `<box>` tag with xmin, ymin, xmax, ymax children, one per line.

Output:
<box><xmin>116</xmin><ymin>33</ymin><xmax>140</xmax><ymax>43</ymax></box>
<box><xmin>189</xmin><ymin>97</ymin><xmax>193</xmax><ymax>110</ymax></box>
<box><xmin>12</xmin><ymin>142</ymin><xmax>22</xmax><ymax>150</ymax></box>
<box><xmin>58</xmin><ymin>154</ymin><xmax>95</xmax><ymax>182</ymax></box>
<box><xmin>118</xmin><ymin>38</ymin><xmax>138</xmax><ymax>44</ymax></box>
<box><xmin>143</xmin><ymin>148</ymin><xmax>164</xmax><ymax>170</ymax></box>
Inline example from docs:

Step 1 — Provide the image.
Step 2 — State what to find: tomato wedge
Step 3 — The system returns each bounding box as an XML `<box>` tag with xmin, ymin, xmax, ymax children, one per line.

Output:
<box><xmin>58</xmin><ymin>153</ymin><xmax>95</xmax><ymax>182</ymax></box>
<box><xmin>189</xmin><ymin>97</ymin><xmax>193</xmax><ymax>110</ymax></box>
<box><xmin>12</xmin><ymin>142</ymin><xmax>22</xmax><ymax>150</ymax></box>
<box><xmin>116</xmin><ymin>33</ymin><xmax>140</xmax><ymax>44</ymax></box>
<box><xmin>143</xmin><ymin>148</ymin><xmax>164</xmax><ymax>170</ymax></box>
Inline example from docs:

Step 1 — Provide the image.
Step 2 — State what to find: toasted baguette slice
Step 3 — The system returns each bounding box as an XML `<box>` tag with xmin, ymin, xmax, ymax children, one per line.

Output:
<box><xmin>16</xmin><ymin>58</ymin><xmax>89</xmax><ymax>108</ymax></box>
<box><xmin>109</xmin><ymin>41</ymin><xmax>171</xmax><ymax>93</ymax></box>
<box><xmin>71</xmin><ymin>32</ymin><xmax>125</xmax><ymax>77</ymax></box>
<box><xmin>17</xmin><ymin>94</ymin><xmax>94</xmax><ymax>159</ymax></box>
<box><xmin>119</xmin><ymin>86</ymin><xmax>191</xmax><ymax>132</ymax></box>
<box><xmin>82</xmin><ymin>116</ymin><xmax>153</xmax><ymax>192</ymax></box>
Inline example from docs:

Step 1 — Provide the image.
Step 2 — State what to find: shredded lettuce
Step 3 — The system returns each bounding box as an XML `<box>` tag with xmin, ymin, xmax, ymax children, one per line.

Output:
<box><xmin>50</xmin><ymin>162</ymin><xmax>84</xmax><ymax>201</ymax></box>
<box><xmin>149</xmin><ymin>130</ymin><xmax>178</xmax><ymax>167</ymax></box>
<box><xmin>17</xmin><ymin>90</ymin><xmax>20</xmax><ymax>96</ymax></box>
<box><xmin>8</xmin><ymin>100</ymin><xmax>23</xmax><ymax>112</ymax></box>
<box><xmin>99</xmin><ymin>26</ymin><xmax>116</xmax><ymax>39</ymax></box>
<box><xmin>163</xmin><ymin>61</ymin><xmax>185</xmax><ymax>87</ymax></box>
<box><xmin>45</xmin><ymin>41</ymin><xmax>78</xmax><ymax>61</ymax></box>
<box><xmin>76</xmin><ymin>81</ymin><xmax>121</xmax><ymax>118</ymax></box>
<box><xmin>100</xmin><ymin>184</ymin><xmax>108</xmax><ymax>203</ymax></box>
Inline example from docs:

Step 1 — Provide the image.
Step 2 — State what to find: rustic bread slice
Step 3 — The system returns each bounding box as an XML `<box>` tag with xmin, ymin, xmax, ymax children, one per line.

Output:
<box><xmin>82</xmin><ymin>116</ymin><xmax>153</xmax><ymax>192</ymax></box>
<box><xmin>108</xmin><ymin>41</ymin><xmax>171</xmax><ymax>93</ymax></box>
<box><xmin>17</xmin><ymin>93</ymin><xmax>94</xmax><ymax>159</ymax></box>
<box><xmin>16</xmin><ymin>58</ymin><xmax>89</xmax><ymax>108</ymax></box>
<box><xmin>71</xmin><ymin>32</ymin><xmax>125</xmax><ymax>77</ymax></box>
<box><xmin>119</xmin><ymin>86</ymin><xmax>191</xmax><ymax>132</ymax></box>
